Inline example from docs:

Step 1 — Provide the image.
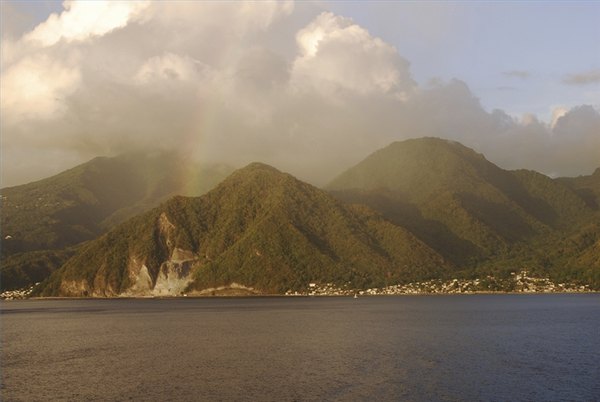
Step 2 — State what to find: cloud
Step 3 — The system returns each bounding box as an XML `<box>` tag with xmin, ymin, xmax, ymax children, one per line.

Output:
<box><xmin>24</xmin><ymin>0</ymin><xmax>150</xmax><ymax>46</ymax></box>
<box><xmin>1</xmin><ymin>54</ymin><xmax>81</xmax><ymax>122</ymax></box>
<box><xmin>1</xmin><ymin>1</ymin><xmax>598</xmax><ymax>187</ymax></box>
<box><xmin>475</xmin><ymin>106</ymin><xmax>600</xmax><ymax>178</ymax></box>
<box><xmin>550</xmin><ymin>107</ymin><xmax>568</xmax><ymax>129</ymax></box>
<box><xmin>563</xmin><ymin>69</ymin><xmax>600</xmax><ymax>85</ymax></box>
<box><xmin>134</xmin><ymin>53</ymin><xmax>206</xmax><ymax>84</ymax></box>
<box><xmin>147</xmin><ymin>1</ymin><xmax>294</xmax><ymax>36</ymax></box>
<box><xmin>292</xmin><ymin>12</ymin><xmax>415</xmax><ymax>98</ymax></box>
<box><xmin>503</xmin><ymin>70</ymin><xmax>531</xmax><ymax>79</ymax></box>
<box><xmin>548</xmin><ymin>106</ymin><xmax>600</xmax><ymax>176</ymax></box>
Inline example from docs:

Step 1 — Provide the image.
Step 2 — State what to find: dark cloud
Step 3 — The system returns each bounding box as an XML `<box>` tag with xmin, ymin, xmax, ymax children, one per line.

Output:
<box><xmin>563</xmin><ymin>69</ymin><xmax>600</xmax><ymax>85</ymax></box>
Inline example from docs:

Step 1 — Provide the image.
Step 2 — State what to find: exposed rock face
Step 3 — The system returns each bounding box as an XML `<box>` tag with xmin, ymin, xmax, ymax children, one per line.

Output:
<box><xmin>114</xmin><ymin>250</ymin><xmax>196</xmax><ymax>296</ymax></box>
<box><xmin>152</xmin><ymin>260</ymin><xmax>195</xmax><ymax>296</ymax></box>
<box><xmin>126</xmin><ymin>263</ymin><xmax>153</xmax><ymax>295</ymax></box>
<box><xmin>119</xmin><ymin>218</ymin><xmax>198</xmax><ymax>296</ymax></box>
<box><xmin>40</xmin><ymin>209</ymin><xmax>201</xmax><ymax>297</ymax></box>
<box><xmin>59</xmin><ymin>280</ymin><xmax>91</xmax><ymax>297</ymax></box>
<box><xmin>57</xmin><ymin>257</ymin><xmax>198</xmax><ymax>297</ymax></box>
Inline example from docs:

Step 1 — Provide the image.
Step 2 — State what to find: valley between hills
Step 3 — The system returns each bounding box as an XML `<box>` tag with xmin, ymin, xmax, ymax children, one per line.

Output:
<box><xmin>1</xmin><ymin>137</ymin><xmax>599</xmax><ymax>298</ymax></box>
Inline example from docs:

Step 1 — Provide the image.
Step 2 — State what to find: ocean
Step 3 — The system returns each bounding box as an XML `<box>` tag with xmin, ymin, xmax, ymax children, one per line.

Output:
<box><xmin>2</xmin><ymin>294</ymin><xmax>599</xmax><ymax>401</ymax></box>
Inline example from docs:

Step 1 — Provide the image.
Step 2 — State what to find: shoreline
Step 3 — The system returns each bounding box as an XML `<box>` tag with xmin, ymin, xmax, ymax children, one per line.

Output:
<box><xmin>2</xmin><ymin>271</ymin><xmax>596</xmax><ymax>300</ymax></box>
<box><xmin>1</xmin><ymin>290</ymin><xmax>596</xmax><ymax>301</ymax></box>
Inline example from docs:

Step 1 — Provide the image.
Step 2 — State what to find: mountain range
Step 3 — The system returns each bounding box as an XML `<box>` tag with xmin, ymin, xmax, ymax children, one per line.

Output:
<box><xmin>2</xmin><ymin>138</ymin><xmax>599</xmax><ymax>295</ymax></box>
<box><xmin>38</xmin><ymin>163</ymin><xmax>449</xmax><ymax>296</ymax></box>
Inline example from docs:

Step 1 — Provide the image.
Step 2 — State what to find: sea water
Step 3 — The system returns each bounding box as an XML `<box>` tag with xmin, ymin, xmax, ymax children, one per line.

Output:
<box><xmin>2</xmin><ymin>294</ymin><xmax>599</xmax><ymax>401</ymax></box>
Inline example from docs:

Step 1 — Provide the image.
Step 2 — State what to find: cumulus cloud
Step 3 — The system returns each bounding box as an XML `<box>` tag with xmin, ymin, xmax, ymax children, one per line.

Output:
<box><xmin>563</xmin><ymin>69</ymin><xmax>600</xmax><ymax>85</ymax></box>
<box><xmin>1</xmin><ymin>1</ymin><xmax>598</xmax><ymax>187</ymax></box>
<box><xmin>24</xmin><ymin>0</ymin><xmax>150</xmax><ymax>46</ymax></box>
<box><xmin>292</xmin><ymin>12</ymin><xmax>415</xmax><ymax>98</ymax></box>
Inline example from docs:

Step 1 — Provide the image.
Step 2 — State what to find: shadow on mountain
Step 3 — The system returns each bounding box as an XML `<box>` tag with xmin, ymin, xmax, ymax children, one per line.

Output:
<box><xmin>428</xmin><ymin>144</ymin><xmax>560</xmax><ymax>229</ymax></box>
<box><xmin>330</xmin><ymin>189</ymin><xmax>480</xmax><ymax>266</ymax></box>
<box><xmin>457</xmin><ymin>192</ymin><xmax>535</xmax><ymax>242</ymax></box>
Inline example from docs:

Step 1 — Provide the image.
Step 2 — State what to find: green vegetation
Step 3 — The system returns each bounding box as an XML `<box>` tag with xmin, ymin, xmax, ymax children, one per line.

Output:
<box><xmin>36</xmin><ymin>163</ymin><xmax>450</xmax><ymax>296</ymax></box>
<box><xmin>558</xmin><ymin>168</ymin><xmax>600</xmax><ymax>210</ymax></box>
<box><xmin>1</xmin><ymin>152</ymin><xmax>232</xmax><ymax>290</ymax></box>
<box><xmin>328</xmin><ymin>137</ymin><xmax>600</xmax><ymax>289</ymax></box>
<box><xmin>20</xmin><ymin>138</ymin><xmax>600</xmax><ymax>295</ymax></box>
<box><xmin>1</xmin><ymin>248</ymin><xmax>76</xmax><ymax>291</ymax></box>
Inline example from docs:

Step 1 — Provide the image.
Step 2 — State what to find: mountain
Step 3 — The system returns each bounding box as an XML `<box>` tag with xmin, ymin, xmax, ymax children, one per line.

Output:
<box><xmin>9</xmin><ymin>138</ymin><xmax>600</xmax><ymax>295</ymax></box>
<box><xmin>1</xmin><ymin>152</ymin><xmax>233</xmax><ymax>291</ymax></box>
<box><xmin>558</xmin><ymin>168</ymin><xmax>600</xmax><ymax>210</ymax></box>
<box><xmin>327</xmin><ymin>137</ymin><xmax>598</xmax><ymax>282</ymax></box>
<box><xmin>36</xmin><ymin>163</ymin><xmax>449</xmax><ymax>297</ymax></box>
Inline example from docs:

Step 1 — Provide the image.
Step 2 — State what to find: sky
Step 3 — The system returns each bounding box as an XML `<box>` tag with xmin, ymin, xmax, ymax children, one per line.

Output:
<box><xmin>1</xmin><ymin>0</ymin><xmax>599</xmax><ymax>187</ymax></box>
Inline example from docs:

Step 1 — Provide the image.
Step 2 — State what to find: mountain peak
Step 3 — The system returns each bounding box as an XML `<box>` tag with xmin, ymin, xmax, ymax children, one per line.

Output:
<box><xmin>225</xmin><ymin>162</ymin><xmax>288</xmax><ymax>177</ymax></box>
<box><xmin>233</xmin><ymin>162</ymin><xmax>285</xmax><ymax>178</ymax></box>
<box><xmin>385</xmin><ymin>137</ymin><xmax>487</xmax><ymax>163</ymax></box>
<box><xmin>243</xmin><ymin>161</ymin><xmax>280</xmax><ymax>171</ymax></box>
<box><xmin>389</xmin><ymin>136</ymin><xmax>468</xmax><ymax>149</ymax></box>
<box><xmin>214</xmin><ymin>162</ymin><xmax>294</xmax><ymax>193</ymax></box>
<box><xmin>327</xmin><ymin>136</ymin><xmax>492</xmax><ymax>194</ymax></box>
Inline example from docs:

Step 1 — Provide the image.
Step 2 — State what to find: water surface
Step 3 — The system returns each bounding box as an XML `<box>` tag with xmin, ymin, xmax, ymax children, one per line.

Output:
<box><xmin>2</xmin><ymin>294</ymin><xmax>599</xmax><ymax>401</ymax></box>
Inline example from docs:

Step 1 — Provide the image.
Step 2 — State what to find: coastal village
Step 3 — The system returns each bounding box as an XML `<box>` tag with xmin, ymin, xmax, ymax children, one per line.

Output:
<box><xmin>285</xmin><ymin>271</ymin><xmax>591</xmax><ymax>296</ymax></box>
<box><xmin>1</xmin><ymin>271</ymin><xmax>592</xmax><ymax>300</ymax></box>
<box><xmin>1</xmin><ymin>283</ymin><xmax>40</xmax><ymax>300</ymax></box>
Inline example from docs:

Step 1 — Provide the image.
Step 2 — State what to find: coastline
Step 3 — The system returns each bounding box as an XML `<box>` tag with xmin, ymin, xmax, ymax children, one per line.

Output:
<box><xmin>2</xmin><ymin>290</ymin><xmax>597</xmax><ymax>302</ymax></box>
<box><xmin>1</xmin><ymin>270</ymin><xmax>595</xmax><ymax>300</ymax></box>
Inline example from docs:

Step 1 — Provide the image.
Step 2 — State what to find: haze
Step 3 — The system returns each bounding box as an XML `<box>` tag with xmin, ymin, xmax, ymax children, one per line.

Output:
<box><xmin>1</xmin><ymin>1</ymin><xmax>599</xmax><ymax>187</ymax></box>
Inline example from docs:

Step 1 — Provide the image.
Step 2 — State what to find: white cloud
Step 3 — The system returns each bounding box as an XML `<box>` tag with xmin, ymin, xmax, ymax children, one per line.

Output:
<box><xmin>1</xmin><ymin>55</ymin><xmax>81</xmax><ymax>122</ymax></box>
<box><xmin>550</xmin><ymin>107</ymin><xmax>568</xmax><ymax>129</ymax></box>
<box><xmin>24</xmin><ymin>0</ymin><xmax>150</xmax><ymax>46</ymax></box>
<box><xmin>292</xmin><ymin>12</ymin><xmax>415</xmax><ymax>98</ymax></box>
